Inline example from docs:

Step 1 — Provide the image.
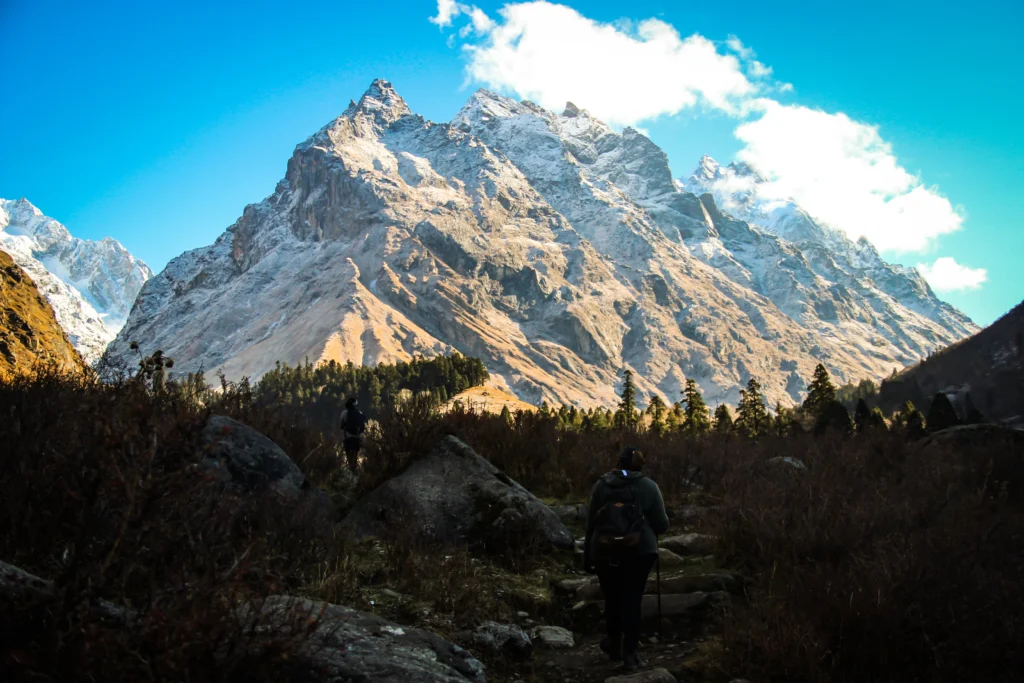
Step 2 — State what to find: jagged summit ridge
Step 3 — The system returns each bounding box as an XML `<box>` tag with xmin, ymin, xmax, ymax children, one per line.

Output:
<box><xmin>0</xmin><ymin>198</ymin><xmax>153</xmax><ymax>363</ymax></box>
<box><xmin>109</xmin><ymin>80</ymin><xmax>976</xmax><ymax>407</ymax></box>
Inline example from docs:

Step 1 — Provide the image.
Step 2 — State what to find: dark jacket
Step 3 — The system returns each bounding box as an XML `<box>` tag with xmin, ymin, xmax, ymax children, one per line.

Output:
<box><xmin>584</xmin><ymin>470</ymin><xmax>669</xmax><ymax>565</ymax></box>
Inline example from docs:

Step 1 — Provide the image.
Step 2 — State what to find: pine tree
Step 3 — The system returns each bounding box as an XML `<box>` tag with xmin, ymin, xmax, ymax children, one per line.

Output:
<box><xmin>854</xmin><ymin>398</ymin><xmax>871</xmax><ymax>432</ymax></box>
<box><xmin>500</xmin><ymin>405</ymin><xmax>513</xmax><ymax>425</ymax></box>
<box><xmin>926</xmin><ymin>392</ymin><xmax>960</xmax><ymax>432</ymax></box>
<box><xmin>774</xmin><ymin>401</ymin><xmax>796</xmax><ymax>436</ymax></box>
<box><xmin>539</xmin><ymin>400</ymin><xmax>552</xmax><ymax>419</ymax></box>
<box><xmin>666</xmin><ymin>401</ymin><xmax>684</xmax><ymax>431</ymax></box>
<box><xmin>682</xmin><ymin>379</ymin><xmax>711</xmax><ymax>435</ymax></box>
<box><xmin>646</xmin><ymin>394</ymin><xmax>667</xmax><ymax>434</ymax></box>
<box><xmin>868</xmin><ymin>406</ymin><xmax>888</xmax><ymax>430</ymax></box>
<box><xmin>964</xmin><ymin>393</ymin><xmax>985</xmax><ymax>425</ymax></box>
<box><xmin>814</xmin><ymin>400</ymin><xmax>854</xmax><ymax>436</ymax></box>
<box><xmin>736</xmin><ymin>377</ymin><xmax>769</xmax><ymax>438</ymax></box>
<box><xmin>615</xmin><ymin>369</ymin><xmax>639</xmax><ymax>431</ymax></box>
<box><xmin>802</xmin><ymin>363</ymin><xmax>837</xmax><ymax>421</ymax></box>
<box><xmin>713</xmin><ymin>404</ymin><xmax>733</xmax><ymax>433</ymax></box>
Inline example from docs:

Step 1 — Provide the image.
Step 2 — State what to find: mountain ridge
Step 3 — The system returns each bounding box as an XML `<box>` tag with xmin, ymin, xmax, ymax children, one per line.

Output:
<box><xmin>0</xmin><ymin>199</ymin><xmax>153</xmax><ymax>362</ymax></box>
<box><xmin>107</xmin><ymin>79</ymin><xmax>976</xmax><ymax>407</ymax></box>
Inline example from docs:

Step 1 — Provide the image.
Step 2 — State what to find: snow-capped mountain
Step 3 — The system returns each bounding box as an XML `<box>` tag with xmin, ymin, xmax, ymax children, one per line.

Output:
<box><xmin>107</xmin><ymin>80</ymin><xmax>976</xmax><ymax>407</ymax></box>
<box><xmin>0</xmin><ymin>199</ymin><xmax>153</xmax><ymax>362</ymax></box>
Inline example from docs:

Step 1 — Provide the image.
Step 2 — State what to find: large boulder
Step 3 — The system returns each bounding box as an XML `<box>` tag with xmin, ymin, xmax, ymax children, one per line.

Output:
<box><xmin>242</xmin><ymin>595</ymin><xmax>486</xmax><ymax>682</ymax></box>
<box><xmin>660</xmin><ymin>533</ymin><xmax>717</xmax><ymax>557</ymax></box>
<box><xmin>200</xmin><ymin>416</ymin><xmax>307</xmax><ymax>496</ymax></box>
<box><xmin>342</xmin><ymin>436</ymin><xmax>573</xmax><ymax>551</ymax></box>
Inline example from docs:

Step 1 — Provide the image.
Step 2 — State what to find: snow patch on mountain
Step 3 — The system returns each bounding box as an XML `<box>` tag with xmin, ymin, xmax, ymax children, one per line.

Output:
<box><xmin>0</xmin><ymin>199</ymin><xmax>153</xmax><ymax>362</ymax></box>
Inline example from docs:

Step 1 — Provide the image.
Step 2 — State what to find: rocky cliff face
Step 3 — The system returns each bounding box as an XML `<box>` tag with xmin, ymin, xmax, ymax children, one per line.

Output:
<box><xmin>107</xmin><ymin>80</ymin><xmax>977</xmax><ymax>407</ymax></box>
<box><xmin>0</xmin><ymin>249</ymin><xmax>84</xmax><ymax>375</ymax></box>
<box><xmin>0</xmin><ymin>199</ymin><xmax>153</xmax><ymax>362</ymax></box>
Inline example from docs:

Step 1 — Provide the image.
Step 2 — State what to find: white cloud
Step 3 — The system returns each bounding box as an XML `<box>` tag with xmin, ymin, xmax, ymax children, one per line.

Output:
<box><xmin>438</xmin><ymin>1</ymin><xmax>969</xmax><ymax>255</ymax></box>
<box><xmin>734</xmin><ymin>99</ymin><xmax>964</xmax><ymax>252</ymax></box>
<box><xmin>917</xmin><ymin>257</ymin><xmax>987</xmax><ymax>292</ymax></box>
<box><xmin>458</xmin><ymin>1</ymin><xmax>757</xmax><ymax>126</ymax></box>
<box><xmin>430</xmin><ymin>0</ymin><xmax>460</xmax><ymax>27</ymax></box>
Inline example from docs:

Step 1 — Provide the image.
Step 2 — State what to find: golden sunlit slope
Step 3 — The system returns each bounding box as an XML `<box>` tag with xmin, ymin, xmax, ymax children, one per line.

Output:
<box><xmin>442</xmin><ymin>384</ymin><xmax>537</xmax><ymax>415</ymax></box>
<box><xmin>0</xmin><ymin>250</ymin><xmax>84</xmax><ymax>377</ymax></box>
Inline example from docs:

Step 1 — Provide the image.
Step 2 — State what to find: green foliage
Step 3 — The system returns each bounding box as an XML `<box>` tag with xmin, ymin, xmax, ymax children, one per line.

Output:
<box><xmin>926</xmin><ymin>392</ymin><xmax>961</xmax><ymax>432</ymax></box>
<box><xmin>646</xmin><ymin>394</ymin><xmax>667</xmax><ymax>434</ymax></box>
<box><xmin>814</xmin><ymin>400</ymin><xmax>854</xmax><ymax>436</ymax></box>
<box><xmin>253</xmin><ymin>353</ymin><xmax>488</xmax><ymax>433</ymax></box>
<box><xmin>854</xmin><ymin>398</ymin><xmax>872</xmax><ymax>432</ymax></box>
<box><xmin>773</xmin><ymin>401</ymin><xmax>797</xmax><ymax>436</ymax></box>
<box><xmin>736</xmin><ymin>377</ymin><xmax>769</xmax><ymax>438</ymax></box>
<box><xmin>682</xmin><ymin>379</ymin><xmax>711</xmax><ymax>435</ymax></box>
<box><xmin>802</xmin><ymin>363</ymin><xmax>837</xmax><ymax>420</ymax></box>
<box><xmin>614</xmin><ymin>368</ymin><xmax>640</xmax><ymax>431</ymax></box>
<box><xmin>713</xmin><ymin>403</ymin><xmax>734</xmax><ymax>433</ymax></box>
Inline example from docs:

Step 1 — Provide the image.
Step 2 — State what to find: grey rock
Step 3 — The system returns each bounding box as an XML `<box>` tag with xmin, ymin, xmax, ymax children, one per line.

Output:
<box><xmin>473</xmin><ymin>621</ymin><xmax>532</xmax><ymax>659</ymax></box>
<box><xmin>549</xmin><ymin>503</ymin><xmax>588</xmax><ymax>523</ymax></box>
<box><xmin>342</xmin><ymin>436</ymin><xmax>573</xmax><ymax>551</ymax></box>
<box><xmin>657</xmin><ymin>547</ymin><xmax>688</xmax><ymax>567</ymax></box>
<box><xmin>241</xmin><ymin>595</ymin><xmax>485</xmax><ymax>682</ymax></box>
<box><xmin>578</xmin><ymin>572</ymin><xmax>740</xmax><ymax>600</ymax></box>
<box><xmin>530</xmin><ymin>625</ymin><xmax>575</xmax><ymax>649</ymax></box>
<box><xmin>605</xmin><ymin>667</ymin><xmax>677</xmax><ymax>683</ymax></box>
<box><xmin>199</xmin><ymin>415</ymin><xmax>307</xmax><ymax>496</ymax></box>
<box><xmin>660</xmin><ymin>533</ymin><xmax>717</xmax><ymax>556</ymax></box>
<box><xmin>0</xmin><ymin>559</ymin><xmax>134</xmax><ymax>626</ymax></box>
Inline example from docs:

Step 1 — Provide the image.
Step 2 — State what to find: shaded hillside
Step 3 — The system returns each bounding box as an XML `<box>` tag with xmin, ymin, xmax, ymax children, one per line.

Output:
<box><xmin>878</xmin><ymin>300</ymin><xmax>1024</xmax><ymax>424</ymax></box>
<box><xmin>0</xmin><ymin>249</ymin><xmax>84</xmax><ymax>376</ymax></box>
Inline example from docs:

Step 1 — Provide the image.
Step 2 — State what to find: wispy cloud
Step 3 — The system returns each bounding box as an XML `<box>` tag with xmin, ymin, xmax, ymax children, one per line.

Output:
<box><xmin>917</xmin><ymin>257</ymin><xmax>988</xmax><ymax>292</ymax></box>
<box><xmin>432</xmin><ymin>0</ymin><xmax>970</xmax><ymax>259</ymax></box>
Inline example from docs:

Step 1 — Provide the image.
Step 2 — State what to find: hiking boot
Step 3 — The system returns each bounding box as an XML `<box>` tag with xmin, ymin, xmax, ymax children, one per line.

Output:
<box><xmin>599</xmin><ymin>636</ymin><xmax>622</xmax><ymax>661</ymax></box>
<box><xmin>621</xmin><ymin>651</ymin><xmax>647</xmax><ymax>672</ymax></box>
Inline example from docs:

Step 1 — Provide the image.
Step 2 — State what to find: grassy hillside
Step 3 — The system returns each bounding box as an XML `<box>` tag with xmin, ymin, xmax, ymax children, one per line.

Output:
<box><xmin>877</xmin><ymin>300</ymin><xmax>1024</xmax><ymax>423</ymax></box>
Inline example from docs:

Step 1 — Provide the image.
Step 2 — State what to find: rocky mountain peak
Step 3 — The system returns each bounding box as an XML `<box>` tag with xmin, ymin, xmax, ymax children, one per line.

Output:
<box><xmin>344</xmin><ymin>78</ymin><xmax>411</xmax><ymax>126</ymax></box>
<box><xmin>109</xmin><ymin>81</ymin><xmax>978</xmax><ymax>408</ymax></box>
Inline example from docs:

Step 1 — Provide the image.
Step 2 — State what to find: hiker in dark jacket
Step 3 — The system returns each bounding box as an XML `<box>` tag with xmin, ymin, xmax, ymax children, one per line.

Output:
<box><xmin>340</xmin><ymin>397</ymin><xmax>367</xmax><ymax>473</ymax></box>
<box><xmin>584</xmin><ymin>447</ymin><xmax>669</xmax><ymax>672</ymax></box>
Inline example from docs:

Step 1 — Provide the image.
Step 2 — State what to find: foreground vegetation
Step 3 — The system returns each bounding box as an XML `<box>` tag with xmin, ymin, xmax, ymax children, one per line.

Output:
<box><xmin>1</xmin><ymin>355</ymin><xmax>1022</xmax><ymax>682</ymax></box>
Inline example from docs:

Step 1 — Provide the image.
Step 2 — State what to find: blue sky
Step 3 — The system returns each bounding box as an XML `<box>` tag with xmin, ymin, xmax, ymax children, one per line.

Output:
<box><xmin>1</xmin><ymin>0</ymin><xmax>1021</xmax><ymax>325</ymax></box>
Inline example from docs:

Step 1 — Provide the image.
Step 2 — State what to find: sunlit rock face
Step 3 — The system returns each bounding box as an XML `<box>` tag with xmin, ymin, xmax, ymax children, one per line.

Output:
<box><xmin>108</xmin><ymin>80</ymin><xmax>976</xmax><ymax>407</ymax></box>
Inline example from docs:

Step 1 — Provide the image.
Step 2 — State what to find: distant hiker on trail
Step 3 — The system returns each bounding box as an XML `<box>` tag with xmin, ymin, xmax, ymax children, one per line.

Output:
<box><xmin>584</xmin><ymin>447</ymin><xmax>669</xmax><ymax>673</ymax></box>
<box><xmin>340</xmin><ymin>397</ymin><xmax>367</xmax><ymax>473</ymax></box>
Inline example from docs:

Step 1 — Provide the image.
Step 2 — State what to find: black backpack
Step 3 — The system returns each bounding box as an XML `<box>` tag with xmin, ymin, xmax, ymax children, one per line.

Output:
<box><xmin>592</xmin><ymin>480</ymin><xmax>647</xmax><ymax>553</ymax></box>
<box><xmin>343</xmin><ymin>408</ymin><xmax>367</xmax><ymax>437</ymax></box>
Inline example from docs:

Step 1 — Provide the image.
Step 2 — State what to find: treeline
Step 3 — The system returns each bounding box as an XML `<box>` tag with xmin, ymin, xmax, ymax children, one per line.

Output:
<box><xmin>519</xmin><ymin>364</ymin><xmax>984</xmax><ymax>438</ymax></box>
<box><xmin>251</xmin><ymin>353</ymin><xmax>489</xmax><ymax>429</ymax></box>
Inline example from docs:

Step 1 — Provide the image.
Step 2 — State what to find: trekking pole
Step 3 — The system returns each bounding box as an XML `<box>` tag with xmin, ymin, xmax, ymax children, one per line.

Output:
<box><xmin>656</xmin><ymin>539</ymin><xmax>663</xmax><ymax>639</ymax></box>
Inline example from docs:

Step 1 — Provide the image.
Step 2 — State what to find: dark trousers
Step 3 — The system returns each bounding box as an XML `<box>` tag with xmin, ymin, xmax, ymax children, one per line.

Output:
<box><xmin>597</xmin><ymin>553</ymin><xmax>656</xmax><ymax>655</ymax></box>
<box><xmin>343</xmin><ymin>436</ymin><xmax>361</xmax><ymax>472</ymax></box>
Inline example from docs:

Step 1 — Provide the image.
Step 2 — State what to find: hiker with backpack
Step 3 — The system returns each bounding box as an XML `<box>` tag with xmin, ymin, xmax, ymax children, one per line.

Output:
<box><xmin>584</xmin><ymin>447</ymin><xmax>669</xmax><ymax>672</ymax></box>
<box><xmin>340</xmin><ymin>397</ymin><xmax>367</xmax><ymax>473</ymax></box>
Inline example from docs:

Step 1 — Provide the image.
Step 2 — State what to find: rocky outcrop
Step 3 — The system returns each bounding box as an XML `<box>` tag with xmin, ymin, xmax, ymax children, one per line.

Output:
<box><xmin>342</xmin><ymin>435</ymin><xmax>573</xmax><ymax>551</ymax></box>
<box><xmin>1</xmin><ymin>199</ymin><xmax>151</xmax><ymax>362</ymax></box>
<box><xmin>241</xmin><ymin>595</ymin><xmax>486</xmax><ymax>682</ymax></box>
<box><xmin>0</xmin><ymin>249</ymin><xmax>84</xmax><ymax>376</ymax></box>
<box><xmin>471</xmin><ymin>621</ymin><xmax>533</xmax><ymax>659</ymax></box>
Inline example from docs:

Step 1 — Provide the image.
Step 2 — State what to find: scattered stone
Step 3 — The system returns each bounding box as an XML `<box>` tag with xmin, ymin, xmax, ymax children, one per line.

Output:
<box><xmin>605</xmin><ymin>667</ymin><xmax>677</xmax><ymax>683</ymax></box>
<box><xmin>657</xmin><ymin>547</ymin><xmax>688</xmax><ymax>567</ymax></box>
<box><xmin>517</xmin><ymin>611</ymin><xmax>529</xmax><ymax>618</ymax></box>
<box><xmin>380</xmin><ymin>588</ymin><xmax>403</xmax><ymax>600</ymax></box>
<box><xmin>531</xmin><ymin>625</ymin><xmax>575</xmax><ymax>649</ymax></box>
<box><xmin>660</xmin><ymin>533</ymin><xmax>717</xmax><ymax>556</ymax></box>
<box><xmin>472</xmin><ymin>621</ymin><xmax>533</xmax><ymax>660</ymax></box>
<box><xmin>641</xmin><ymin>592</ymin><xmax>709</xmax><ymax>619</ymax></box>
<box><xmin>242</xmin><ymin>595</ymin><xmax>485</xmax><ymax>682</ymax></box>
<box><xmin>555</xmin><ymin>577</ymin><xmax>591</xmax><ymax>593</ymax></box>
<box><xmin>653</xmin><ymin>573</ymin><xmax>741</xmax><ymax>595</ymax></box>
<box><xmin>342</xmin><ymin>436</ymin><xmax>573</xmax><ymax>551</ymax></box>
<box><xmin>767</xmin><ymin>456</ymin><xmax>806</xmax><ymax>471</ymax></box>
<box><xmin>548</xmin><ymin>503</ymin><xmax>588</xmax><ymax>523</ymax></box>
